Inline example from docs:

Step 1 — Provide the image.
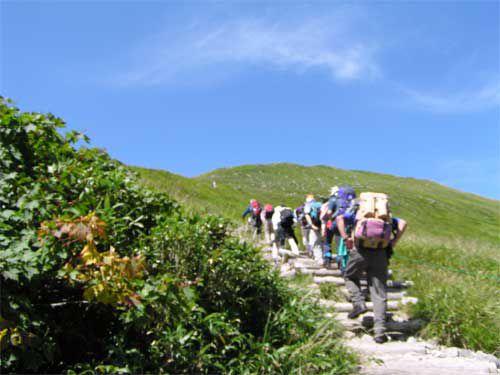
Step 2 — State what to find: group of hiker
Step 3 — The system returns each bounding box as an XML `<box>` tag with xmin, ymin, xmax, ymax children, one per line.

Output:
<box><xmin>242</xmin><ymin>186</ymin><xmax>407</xmax><ymax>344</ymax></box>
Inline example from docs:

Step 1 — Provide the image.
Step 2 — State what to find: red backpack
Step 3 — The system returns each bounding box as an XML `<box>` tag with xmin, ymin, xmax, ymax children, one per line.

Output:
<box><xmin>264</xmin><ymin>204</ymin><xmax>274</xmax><ymax>220</ymax></box>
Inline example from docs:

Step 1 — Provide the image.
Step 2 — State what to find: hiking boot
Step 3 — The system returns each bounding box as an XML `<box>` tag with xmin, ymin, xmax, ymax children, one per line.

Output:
<box><xmin>347</xmin><ymin>305</ymin><xmax>368</xmax><ymax>319</ymax></box>
<box><xmin>374</xmin><ymin>334</ymin><xmax>388</xmax><ymax>344</ymax></box>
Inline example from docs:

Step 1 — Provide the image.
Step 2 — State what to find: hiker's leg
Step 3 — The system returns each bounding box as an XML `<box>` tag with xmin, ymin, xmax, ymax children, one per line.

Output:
<box><xmin>344</xmin><ymin>249</ymin><xmax>367</xmax><ymax>307</ymax></box>
<box><xmin>252</xmin><ymin>225</ymin><xmax>258</xmax><ymax>241</ymax></box>
<box><xmin>285</xmin><ymin>227</ymin><xmax>298</xmax><ymax>255</ymax></box>
<box><xmin>264</xmin><ymin>221</ymin><xmax>271</xmax><ymax>244</ymax></box>
<box><xmin>322</xmin><ymin>228</ymin><xmax>332</xmax><ymax>266</ymax></box>
<box><xmin>323</xmin><ymin>227</ymin><xmax>332</xmax><ymax>256</ymax></box>
<box><xmin>334</xmin><ymin>235</ymin><xmax>341</xmax><ymax>257</ymax></box>
<box><xmin>367</xmin><ymin>249</ymin><xmax>388</xmax><ymax>337</ymax></box>
<box><xmin>273</xmin><ymin>227</ymin><xmax>283</xmax><ymax>261</ymax></box>
<box><xmin>288</xmin><ymin>227</ymin><xmax>300</xmax><ymax>255</ymax></box>
<box><xmin>302</xmin><ymin>227</ymin><xmax>311</xmax><ymax>254</ymax></box>
<box><xmin>281</xmin><ymin>225</ymin><xmax>297</xmax><ymax>255</ymax></box>
<box><xmin>300</xmin><ymin>226</ymin><xmax>306</xmax><ymax>247</ymax></box>
<box><xmin>277</xmin><ymin>225</ymin><xmax>286</xmax><ymax>248</ymax></box>
<box><xmin>310</xmin><ymin>229</ymin><xmax>322</xmax><ymax>262</ymax></box>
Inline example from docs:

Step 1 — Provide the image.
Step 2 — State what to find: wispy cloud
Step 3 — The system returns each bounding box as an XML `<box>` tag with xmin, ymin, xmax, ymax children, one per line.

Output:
<box><xmin>403</xmin><ymin>80</ymin><xmax>500</xmax><ymax>113</ymax></box>
<box><xmin>119</xmin><ymin>15</ymin><xmax>380</xmax><ymax>86</ymax></box>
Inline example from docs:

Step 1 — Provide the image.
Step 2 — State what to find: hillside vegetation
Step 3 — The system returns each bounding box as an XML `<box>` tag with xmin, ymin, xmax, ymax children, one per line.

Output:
<box><xmin>135</xmin><ymin>164</ymin><xmax>500</xmax><ymax>355</ymax></box>
<box><xmin>0</xmin><ymin>99</ymin><xmax>357</xmax><ymax>373</ymax></box>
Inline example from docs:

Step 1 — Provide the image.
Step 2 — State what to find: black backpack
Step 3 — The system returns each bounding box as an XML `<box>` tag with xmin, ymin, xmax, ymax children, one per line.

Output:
<box><xmin>265</xmin><ymin>209</ymin><xmax>274</xmax><ymax>220</ymax></box>
<box><xmin>280</xmin><ymin>208</ymin><xmax>294</xmax><ymax>226</ymax></box>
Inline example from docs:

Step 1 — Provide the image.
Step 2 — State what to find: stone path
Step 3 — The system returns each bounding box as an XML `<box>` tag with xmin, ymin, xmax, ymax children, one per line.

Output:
<box><xmin>260</xmin><ymin>245</ymin><xmax>500</xmax><ymax>374</ymax></box>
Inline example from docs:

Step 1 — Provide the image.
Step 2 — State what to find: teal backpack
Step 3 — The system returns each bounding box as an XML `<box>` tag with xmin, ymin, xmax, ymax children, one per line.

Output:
<box><xmin>309</xmin><ymin>201</ymin><xmax>322</xmax><ymax>224</ymax></box>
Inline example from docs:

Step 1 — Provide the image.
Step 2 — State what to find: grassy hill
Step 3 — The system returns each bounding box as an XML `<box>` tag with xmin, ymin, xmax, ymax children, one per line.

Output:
<box><xmin>134</xmin><ymin>163</ymin><xmax>500</xmax><ymax>355</ymax></box>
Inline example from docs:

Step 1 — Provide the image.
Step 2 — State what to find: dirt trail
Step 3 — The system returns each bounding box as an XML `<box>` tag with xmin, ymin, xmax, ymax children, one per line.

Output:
<box><xmin>259</xmin><ymin>245</ymin><xmax>500</xmax><ymax>374</ymax></box>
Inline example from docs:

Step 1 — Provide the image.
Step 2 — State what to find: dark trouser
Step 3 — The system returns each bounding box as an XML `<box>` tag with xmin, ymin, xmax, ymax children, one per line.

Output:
<box><xmin>251</xmin><ymin>216</ymin><xmax>262</xmax><ymax>232</ymax></box>
<box><xmin>323</xmin><ymin>228</ymin><xmax>340</xmax><ymax>256</ymax></box>
<box><xmin>277</xmin><ymin>224</ymin><xmax>297</xmax><ymax>246</ymax></box>
<box><xmin>344</xmin><ymin>247</ymin><xmax>388</xmax><ymax>336</ymax></box>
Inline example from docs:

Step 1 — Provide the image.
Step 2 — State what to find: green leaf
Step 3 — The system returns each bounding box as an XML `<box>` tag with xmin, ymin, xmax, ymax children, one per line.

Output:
<box><xmin>24</xmin><ymin>124</ymin><xmax>37</xmax><ymax>132</ymax></box>
<box><xmin>2</xmin><ymin>269</ymin><xmax>19</xmax><ymax>281</ymax></box>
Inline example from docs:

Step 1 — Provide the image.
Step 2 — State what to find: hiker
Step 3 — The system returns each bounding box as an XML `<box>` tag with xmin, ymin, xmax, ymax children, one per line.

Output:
<box><xmin>295</xmin><ymin>204</ymin><xmax>311</xmax><ymax>256</ymax></box>
<box><xmin>321</xmin><ymin>186</ymin><xmax>339</xmax><ymax>268</ymax></box>
<box><xmin>260</xmin><ymin>203</ymin><xmax>275</xmax><ymax>245</ymax></box>
<box><xmin>336</xmin><ymin>192</ymin><xmax>407</xmax><ymax>344</ymax></box>
<box><xmin>242</xmin><ymin>199</ymin><xmax>262</xmax><ymax>240</ymax></box>
<box><xmin>304</xmin><ymin>195</ymin><xmax>323</xmax><ymax>265</ymax></box>
<box><xmin>326</xmin><ymin>186</ymin><xmax>356</xmax><ymax>271</ymax></box>
<box><xmin>271</xmin><ymin>205</ymin><xmax>300</xmax><ymax>262</ymax></box>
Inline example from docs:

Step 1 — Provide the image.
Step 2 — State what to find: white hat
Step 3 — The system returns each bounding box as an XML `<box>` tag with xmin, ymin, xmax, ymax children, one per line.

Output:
<box><xmin>330</xmin><ymin>186</ymin><xmax>339</xmax><ymax>196</ymax></box>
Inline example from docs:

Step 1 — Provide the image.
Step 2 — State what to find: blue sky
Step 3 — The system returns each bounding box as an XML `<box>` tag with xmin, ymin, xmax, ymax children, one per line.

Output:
<box><xmin>2</xmin><ymin>1</ymin><xmax>499</xmax><ymax>199</ymax></box>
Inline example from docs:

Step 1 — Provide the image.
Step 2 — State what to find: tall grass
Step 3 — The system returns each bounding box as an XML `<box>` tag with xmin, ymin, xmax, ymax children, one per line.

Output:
<box><xmin>392</xmin><ymin>237</ymin><xmax>500</xmax><ymax>355</ymax></box>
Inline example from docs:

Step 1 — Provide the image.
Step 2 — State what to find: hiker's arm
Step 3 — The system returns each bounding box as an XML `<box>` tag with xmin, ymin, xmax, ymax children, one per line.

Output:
<box><xmin>242</xmin><ymin>207</ymin><xmax>251</xmax><ymax>218</ymax></box>
<box><xmin>391</xmin><ymin>218</ymin><xmax>407</xmax><ymax>248</ymax></box>
<box><xmin>336</xmin><ymin>215</ymin><xmax>348</xmax><ymax>240</ymax></box>
<box><xmin>336</xmin><ymin>215</ymin><xmax>353</xmax><ymax>249</ymax></box>
<box><xmin>305</xmin><ymin>214</ymin><xmax>319</xmax><ymax>230</ymax></box>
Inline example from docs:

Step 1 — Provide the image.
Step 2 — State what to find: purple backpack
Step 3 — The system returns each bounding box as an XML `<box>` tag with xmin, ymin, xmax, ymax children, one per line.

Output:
<box><xmin>354</xmin><ymin>218</ymin><xmax>392</xmax><ymax>249</ymax></box>
<box><xmin>334</xmin><ymin>186</ymin><xmax>356</xmax><ymax>217</ymax></box>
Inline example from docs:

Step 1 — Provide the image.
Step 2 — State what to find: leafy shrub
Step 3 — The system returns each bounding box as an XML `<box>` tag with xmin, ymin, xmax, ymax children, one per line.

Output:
<box><xmin>0</xmin><ymin>98</ymin><xmax>356</xmax><ymax>373</ymax></box>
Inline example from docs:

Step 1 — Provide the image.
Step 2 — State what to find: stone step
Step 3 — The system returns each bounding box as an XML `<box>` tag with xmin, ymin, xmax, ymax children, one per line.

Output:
<box><xmin>319</xmin><ymin>299</ymin><xmax>403</xmax><ymax>311</ymax></box>
<box><xmin>298</xmin><ymin>268</ymin><xmax>394</xmax><ymax>278</ymax></box>
<box><xmin>278</xmin><ymin>249</ymin><xmax>300</xmax><ymax>258</ymax></box>
<box><xmin>338</xmin><ymin>287</ymin><xmax>406</xmax><ymax>301</ymax></box>
<box><xmin>313</xmin><ymin>276</ymin><xmax>413</xmax><ymax>288</ymax></box>
<box><xmin>293</xmin><ymin>262</ymin><xmax>334</xmax><ymax>270</ymax></box>
<box><xmin>280</xmin><ymin>269</ymin><xmax>296</xmax><ymax>278</ymax></box>
<box><xmin>333</xmin><ymin>313</ymin><xmax>425</xmax><ymax>333</ymax></box>
<box><xmin>298</xmin><ymin>268</ymin><xmax>342</xmax><ymax>276</ymax></box>
<box><xmin>346</xmin><ymin>336</ymin><xmax>430</xmax><ymax>355</ymax></box>
<box><xmin>346</xmin><ymin>337</ymin><xmax>499</xmax><ymax>374</ymax></box>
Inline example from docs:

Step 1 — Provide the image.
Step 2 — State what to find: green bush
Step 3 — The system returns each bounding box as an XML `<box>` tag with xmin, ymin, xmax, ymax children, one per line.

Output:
<box><xmin>0</xmin><ymin>98</ymin><xmax>356</xmax><ymax>373</ymax></box>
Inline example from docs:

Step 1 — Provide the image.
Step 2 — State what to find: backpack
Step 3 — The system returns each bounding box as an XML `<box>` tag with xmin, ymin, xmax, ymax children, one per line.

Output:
<box><xmin>251</xmin><ymin>200</ymin><xmax>261</xmax><ymax>218</ymax></box>
<box><xmin>333</xmin><ymin>186</ymin><xmax>356</xmax><ymax>218</ymax></box>
<box><xmin>264</xmin><ymin>204</ymin><xmax>274</xmax><ymax>220</ymax></box>
<box><xmin>280</xmin><ymin>208</ymin><xmax>294</xmax><ymax>227</ymax></box>
<box><xmin>353</xmin><ymin>192</ymin><xmax>392</xmax><ymax>249</ymax></box>
<box><xmin>308</xmin><ymin>201</ymin><xmax>322</xmax><ymax>225</ymax></box>
<box><xmin>295</xmin><ymin>205</ymin><xmax>307</xmax><ymax>226</ymax></box>
<box><xmin>320</xmin><ymin>202</ymin><xmax>331</xmax><ymax>221</ymax></box>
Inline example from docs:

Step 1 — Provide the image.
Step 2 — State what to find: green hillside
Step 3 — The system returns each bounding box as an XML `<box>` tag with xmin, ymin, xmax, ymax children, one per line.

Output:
<box><xmin>134</xmin><ymin>163</ymin><xmax>500</xmax><ymax>355</ymax></box>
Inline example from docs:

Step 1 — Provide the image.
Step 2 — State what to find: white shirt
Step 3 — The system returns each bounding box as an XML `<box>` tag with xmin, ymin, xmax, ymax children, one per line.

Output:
<box><xmin>271</xmin><ymin>206</ymin><xmax>296</xmax><ymax>230</ymax></box>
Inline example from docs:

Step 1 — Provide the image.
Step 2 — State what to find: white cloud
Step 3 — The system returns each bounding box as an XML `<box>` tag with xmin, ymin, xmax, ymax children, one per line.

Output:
<box><xmin>403</xmin><ymin>81</ymin><xmax>500</xmax><ymax>113</ymax></box>
<box><xmin>119</xmin><ymin>15</ymin><xmax>380</xmax><ymax>86</ymax></box>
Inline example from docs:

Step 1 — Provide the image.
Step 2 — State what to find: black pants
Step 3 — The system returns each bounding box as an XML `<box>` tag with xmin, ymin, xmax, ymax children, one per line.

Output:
<box><xmin>277</xmin><ymin>224</ymin><xmax>297</xmax><ymax>247</ymax></box>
